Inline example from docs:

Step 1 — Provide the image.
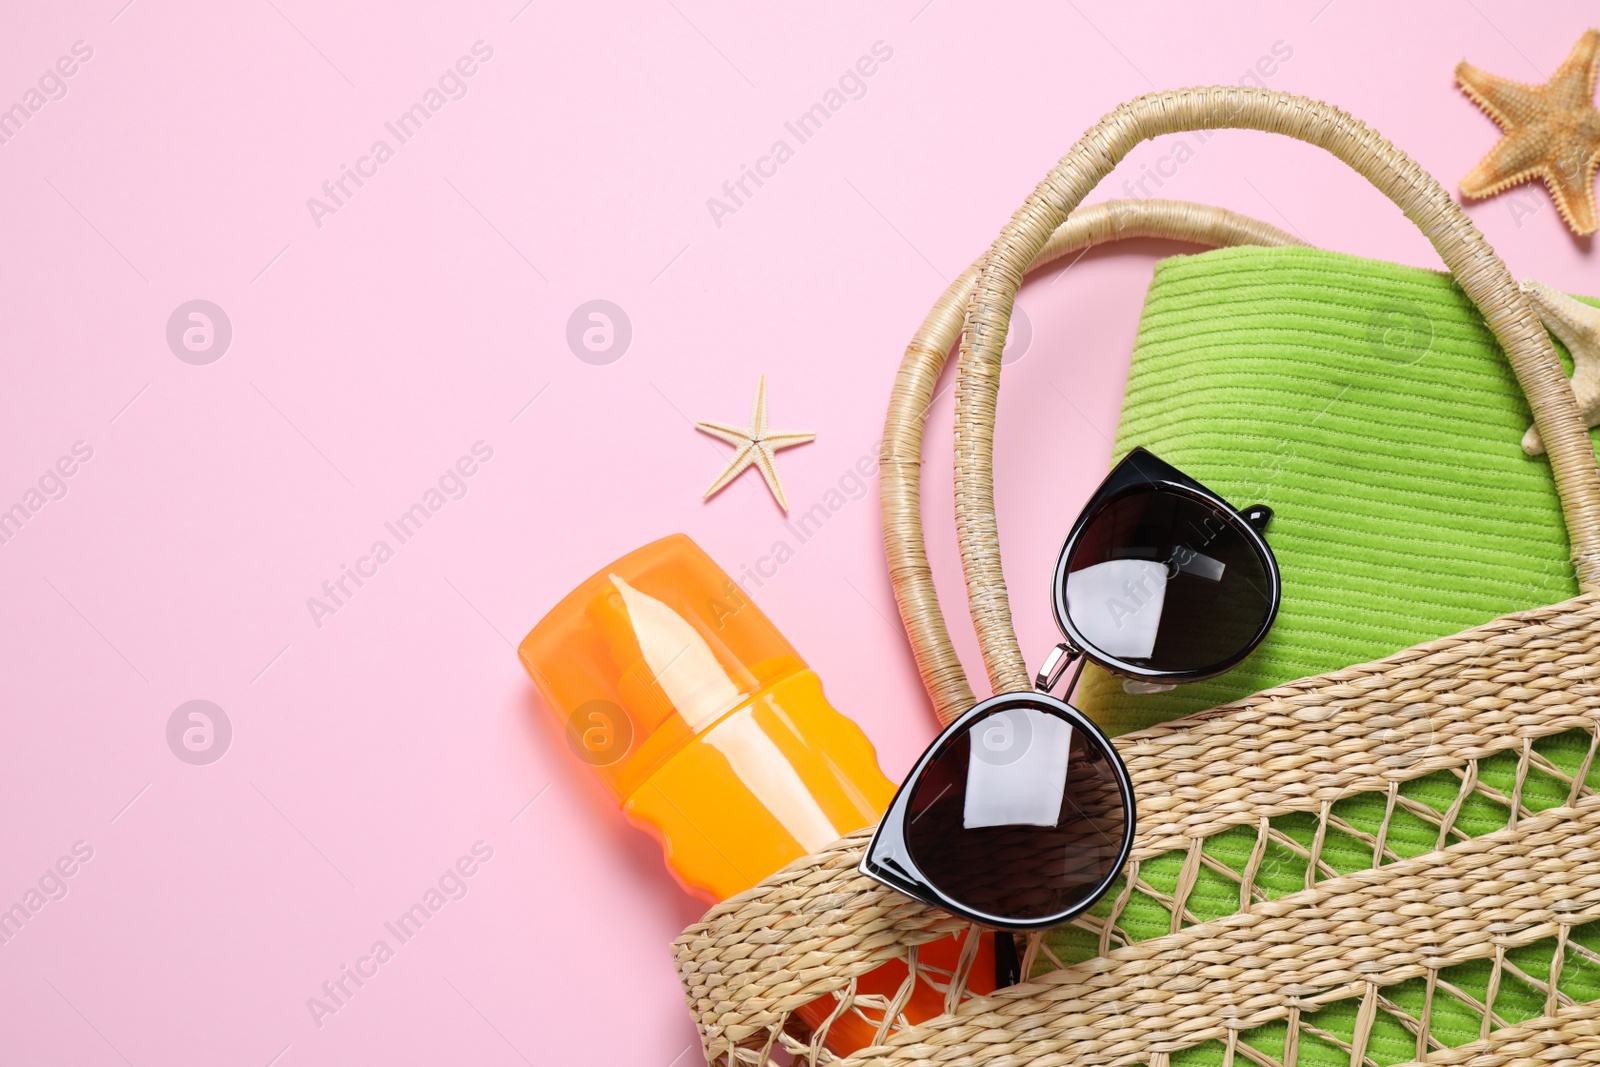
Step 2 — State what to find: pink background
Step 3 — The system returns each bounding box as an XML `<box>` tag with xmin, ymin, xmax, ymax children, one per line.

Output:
<box><xmin>1</xmin><ymin>1</ymin><xmax>1595</xmax><ymax>1064</ymax></box>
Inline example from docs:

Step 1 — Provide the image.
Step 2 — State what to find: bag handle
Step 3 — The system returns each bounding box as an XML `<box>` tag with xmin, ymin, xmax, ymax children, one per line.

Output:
<box><xmin>944</xmin><ymin>87</ymin><xmax>1600</xmax><ymax>699</ymax></box>
<box><xmin>883</xmin><ymin>197</ymin><xmax>1302</xmax><ymax>723</ymax></box>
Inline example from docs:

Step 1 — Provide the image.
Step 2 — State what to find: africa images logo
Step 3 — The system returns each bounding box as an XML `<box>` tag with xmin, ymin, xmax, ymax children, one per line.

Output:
<box><xmin>166</xmin><ymin>300</ymin><xmax>233</xmax><ymax>365</ymax></box>
<box><xmin>166</xmin><ymin>700</ymin><xmax>232</xmax><ymax>766</ymax></box>
<box><xmin>305</xmin><ymin>442</ymin><xmax>494</xmax><ymax>629</ymax></box>
<box><xmin>0</xmin><ymin>842</ymin><xmax>94</xmax><ymax>948</ymax></box>
<box><xmin>305</xmin><ymin>841</ymin><xmax>494</xmax><ymax>1029</ymax></box>
<box><xmin>0</xmin><ymin>40</ymin><xmax>93</xmax><ymax>148</ymax></box>
<box><xmin>705</xmin><ymin>41</ymin><xmax>894</xmax><ymax>228</ymax></box>
<box><xmin>306</xmin><ymin>41</ymin><xmax>494</xmax><ymax>229</ymax></box>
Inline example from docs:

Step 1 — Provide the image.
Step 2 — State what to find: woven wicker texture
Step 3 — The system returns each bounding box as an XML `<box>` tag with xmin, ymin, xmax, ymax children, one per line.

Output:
<box><xmin>673</xmin><ymin>87</ymin><xmax>1600</xmax><ymax>1067</ymax></box>
<box><xmin>675</xmin><ymin>595</ymin><xmax>1600</xmax><ymax>1064</ymax></box>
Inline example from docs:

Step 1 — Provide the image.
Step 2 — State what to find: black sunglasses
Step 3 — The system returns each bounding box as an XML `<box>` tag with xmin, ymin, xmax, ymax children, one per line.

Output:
<box><xmin>861</xmin><ymin>449</ymin><xmax>1279</xmax><ymax>968</ymax></box>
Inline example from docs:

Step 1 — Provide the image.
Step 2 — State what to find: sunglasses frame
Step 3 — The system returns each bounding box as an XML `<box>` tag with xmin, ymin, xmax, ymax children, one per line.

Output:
<box><xmin>861</xmin><ymin>449</ymin><xmax>1278</xmax><ymax>933</ymax></box>
<box><xmin>859</xmin><ymin>690</ymin><xmax>1136</xmax><ymax>931</ymax></box>
<box><xmin>1050</xmin><ymin>447</ymin><xmax>1281</xmax><ymax>685</ymax></box>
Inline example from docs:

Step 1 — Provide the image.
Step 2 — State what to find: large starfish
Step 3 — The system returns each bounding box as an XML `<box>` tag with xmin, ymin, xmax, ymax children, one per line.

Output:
<box><xmin>695</xmin><ymin>376</ymin><xmax>815</xmax><ymax>510</ymax></box>
<box><xmin>1456</xmin><ymin>29</ymin><xmax>1600</xmax><ymax>236</ymax></box>
<box><xmin>1520</xmin><ymin>279</ymin><xmax>1600</xmax><ymax>455</ymax></box>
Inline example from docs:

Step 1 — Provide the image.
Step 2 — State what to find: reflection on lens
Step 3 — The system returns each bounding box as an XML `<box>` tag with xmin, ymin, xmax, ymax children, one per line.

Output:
<box><xmin>1063</xmin><ymin>487</ymin><xmax>1271</xmax><ymax>674</ymax></box>
<box><xmin>903</xmin><ymin>701</ymin><xmax>1129</xmax><ymax>922</ymax></box>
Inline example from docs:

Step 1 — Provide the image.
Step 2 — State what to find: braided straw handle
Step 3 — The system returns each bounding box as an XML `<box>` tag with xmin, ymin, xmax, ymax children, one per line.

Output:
<box><xmin>937</xmin><ymin>87</ymin><xmax>1600</xmax><ymax>699</ymax></box>
<box><xmin>883</xmin><ymin>198</ymin><xmax>1303</xmax><ymax>724</ymax></box>
<box><xmin>671</xmin><ymin>91</ymin><xmax>1600</xmax><ymax>1067</ymax></box>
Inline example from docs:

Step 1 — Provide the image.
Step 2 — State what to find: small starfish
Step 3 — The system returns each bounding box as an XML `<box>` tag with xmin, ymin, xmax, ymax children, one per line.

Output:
<box><xmin>1456</xmin><ymin>29</ymin><xmax>1600</xmax><ymax>236</ymax></box>
<box><xmin>1520</xmin><ymin>279</ymin><xmax>1600</xmax><ymax>455</ymax></box>
<box><xmin>695</xmin><ymin>375</ymin><xmax>815</xmax><ymax>510</ymax></box>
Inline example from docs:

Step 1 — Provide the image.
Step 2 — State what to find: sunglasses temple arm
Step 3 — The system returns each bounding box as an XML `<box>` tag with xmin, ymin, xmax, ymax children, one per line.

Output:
<box><xmin>994</xmin><ymin>930</ymin><xmax>1021</xmax><ymax>989</ymax></box>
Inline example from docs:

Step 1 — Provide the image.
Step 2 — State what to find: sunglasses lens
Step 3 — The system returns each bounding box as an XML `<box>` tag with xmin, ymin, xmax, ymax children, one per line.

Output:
<box><xmin>1062</xmin><ymin>487</ymin><xmax>1272</xmax><ymax>675</ymax></box>
<box><xmin>903</xmin><ymin>700</ymin><xmax>1129</xmax><ymax>923</ymax></box>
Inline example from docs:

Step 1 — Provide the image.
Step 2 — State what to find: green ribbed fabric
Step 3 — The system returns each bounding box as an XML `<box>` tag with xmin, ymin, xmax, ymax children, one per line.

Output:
<box><xmin>1074</xmin><ymin>245</ymin><xmax>1598</xmax><ymax>735</ymax></box>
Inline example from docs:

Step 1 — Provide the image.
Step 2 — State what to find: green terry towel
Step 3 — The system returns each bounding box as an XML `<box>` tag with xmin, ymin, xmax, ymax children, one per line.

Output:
<box><xmin>1074</xmin><ymin>244</ymin><xmax>1599</xmax><ymax>736</ymax></box>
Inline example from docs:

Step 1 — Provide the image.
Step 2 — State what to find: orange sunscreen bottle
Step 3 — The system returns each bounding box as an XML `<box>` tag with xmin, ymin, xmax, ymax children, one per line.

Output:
<box><xmin>519</xmin><ymin>534</ymin><xmax>993</xmax><ymax>1053</ymax></box>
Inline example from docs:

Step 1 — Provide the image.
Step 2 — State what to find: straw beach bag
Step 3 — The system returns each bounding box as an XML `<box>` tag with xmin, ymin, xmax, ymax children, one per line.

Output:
<box><xmin>672</xmin><ymin>87</ymin><xmax>1600</xmax><ymax>1067</ymax></box>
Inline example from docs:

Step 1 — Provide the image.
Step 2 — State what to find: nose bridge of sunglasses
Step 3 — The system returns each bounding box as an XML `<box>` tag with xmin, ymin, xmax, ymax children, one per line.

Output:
<box><xmin>1033</xmin><ymin>641</ymin><xmax>1084</xmax><ymax>695</ymax></box>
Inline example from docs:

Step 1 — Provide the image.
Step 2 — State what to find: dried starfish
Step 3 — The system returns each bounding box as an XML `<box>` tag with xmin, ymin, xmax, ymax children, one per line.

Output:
<box><xmin>1456</xmin><ymin>29</ymin><xmax>1600</xmax><ymax>236</ymax></box>
<box><xmin>696</xmin><ymin>375</ymin><xmax>815</xmax><ymax>510</ymax></box>
<box><xmin>1521</xmin><ymin>279</ymin><xmax>1600</xmax><ymax>455</ymax></box>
